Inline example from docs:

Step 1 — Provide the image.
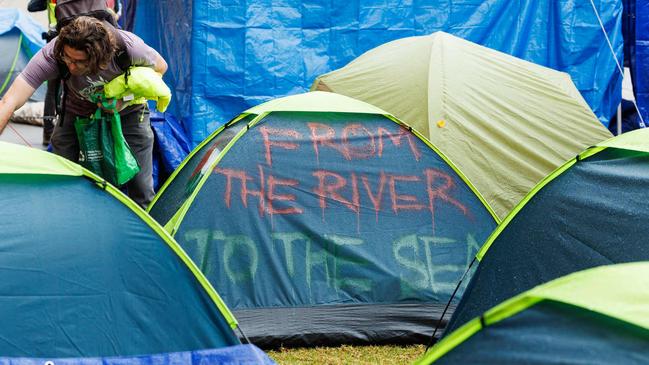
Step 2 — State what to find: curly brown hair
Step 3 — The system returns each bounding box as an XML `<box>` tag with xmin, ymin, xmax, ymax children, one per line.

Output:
<box><xmin>54</xmin><ymin>16</ymin><xmax>116</xmax><ymax>74</ymax></box>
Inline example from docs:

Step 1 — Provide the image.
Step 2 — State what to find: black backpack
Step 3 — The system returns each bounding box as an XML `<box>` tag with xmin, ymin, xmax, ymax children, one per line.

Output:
<box><xmin>55</xmin><ymin>0</ymin><xmax>119</xmax><ymax>32</ymax></box>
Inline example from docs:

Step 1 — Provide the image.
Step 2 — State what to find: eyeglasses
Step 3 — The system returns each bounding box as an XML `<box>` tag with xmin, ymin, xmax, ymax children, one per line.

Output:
<box><xmin>61</xmin><ymin>54</ymin><xmax>90</xmax><ymax>67</ymax></box>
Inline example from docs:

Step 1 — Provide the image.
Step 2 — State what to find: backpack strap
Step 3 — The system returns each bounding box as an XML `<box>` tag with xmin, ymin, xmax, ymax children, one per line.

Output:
<box><xmin>109</xmin><ymin>25</ymin><xmax>132</xmax><ymax>84</ymax></box>
<box><xmin>56</xmin><ymin>61</ymin><xmax>70</xmax><ymax>126</ymax></box>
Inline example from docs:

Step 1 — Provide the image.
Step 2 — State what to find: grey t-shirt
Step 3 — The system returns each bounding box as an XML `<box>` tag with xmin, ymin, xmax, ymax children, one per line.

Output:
<box><xmin>20</xmin><ymin>29</ymin><xmax>161</xmax><ymax>116</ymax></box>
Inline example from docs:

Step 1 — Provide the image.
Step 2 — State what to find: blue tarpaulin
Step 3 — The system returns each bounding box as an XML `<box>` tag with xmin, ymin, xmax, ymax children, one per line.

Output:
<box><xmin>0</xmin><ymin>345</ymin><xmax>276</xmax><ymax>365</ymax></box>
<box><xmin>151</xmin><ymin>110</ymin><xmax>192</xmax><ymax>189</ymax></box>
<box><xmin>634</xmin><ymin>1</ymin><xmax>649</xmax><ymax>124</ymax></box>
<box><xmin>135</xmin><ymin>1</ymin><xmax>623</xmax><ymax>145</ymax></box>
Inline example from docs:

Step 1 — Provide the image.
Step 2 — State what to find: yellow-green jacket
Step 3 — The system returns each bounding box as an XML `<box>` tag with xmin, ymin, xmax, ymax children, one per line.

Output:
<box><xmin>104</xmin><ymin>67</ymin><xmax>172</xmax><ymax>112</ymax></box>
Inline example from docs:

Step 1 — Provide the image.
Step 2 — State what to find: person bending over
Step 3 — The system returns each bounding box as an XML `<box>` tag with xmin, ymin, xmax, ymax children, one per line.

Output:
<box><xmin>0</xmin><ymin>16</ymin><xmax>167</xmax><ymax>207</ymax></box>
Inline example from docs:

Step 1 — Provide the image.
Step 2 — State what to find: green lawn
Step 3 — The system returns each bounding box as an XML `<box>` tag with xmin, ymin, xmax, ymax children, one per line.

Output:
<box><xmin>267</xmin><ymin>344</ymin><xmax>426</xmax><ymax>365</ymax></box>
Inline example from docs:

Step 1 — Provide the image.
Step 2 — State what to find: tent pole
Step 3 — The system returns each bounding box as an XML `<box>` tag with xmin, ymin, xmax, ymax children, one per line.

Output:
<box><xmin>426</xmin><ymin>256</ymin><xmax>478</xmax><ymax>351</ymax></box>
<box><xmin>617</xmin><ymin>103</ymin><xmax>622</xmax><ymax>135</ymax></box>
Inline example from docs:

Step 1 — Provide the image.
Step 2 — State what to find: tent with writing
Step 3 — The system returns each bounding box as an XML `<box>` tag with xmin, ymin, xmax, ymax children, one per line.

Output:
<box><xmin>416</xmin><ymin>263</ymin><xmax>649</xmax><ymax>364</ymax></box>
<box><xmin>147</xmin><ymin>91</ymin><xmax>498</xmax><ymax>346</ymax></box>
<box><xmin>312</xmin><ymin>31</ymin><xmax>613</xmax><ymax>220</ymax></box>
<box><xmin>442</xmin><ymin>127</ymin><xmax>649</xmax><ymax>337</ymax></box>
<box><xmin>0</xmin><ymin>142</ymin><xmax>274</xmax><ymax>364</ymax></box>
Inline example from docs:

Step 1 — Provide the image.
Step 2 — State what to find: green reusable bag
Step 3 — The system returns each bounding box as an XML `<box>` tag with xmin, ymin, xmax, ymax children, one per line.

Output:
<box><xmin>75</xmin><ymin>101</ymin><xmax>140</xmax><ymax>186</ymax></box>
<box><xmin>74</xmin><ymin>115</ymin><xmax>104</xmax><ymax>176</ymax></box>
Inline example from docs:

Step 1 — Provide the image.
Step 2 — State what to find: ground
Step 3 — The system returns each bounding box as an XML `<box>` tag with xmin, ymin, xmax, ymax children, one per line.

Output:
<box><xmin>267</xmin><ymin>344</ymin><xmax>426</xmax><ymax>364</ymax></box>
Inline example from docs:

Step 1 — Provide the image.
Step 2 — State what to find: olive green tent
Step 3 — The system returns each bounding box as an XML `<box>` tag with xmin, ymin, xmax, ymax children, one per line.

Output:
<box><xmin>416</xmin><ymin>263</ymin><xmax>649</xmax><ymax>364</ymax></box>
<box><xmin>312</xmin><ymin>31</ymin><xmax>612</xmax><ymax>220</ymax></box>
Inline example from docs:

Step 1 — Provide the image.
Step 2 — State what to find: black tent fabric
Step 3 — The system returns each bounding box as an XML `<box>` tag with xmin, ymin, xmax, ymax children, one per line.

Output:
<box><xmin>445</xmin><ymin>147</ymin><xmax>649</xmax><ymax>335</ymax></box>
<box><xmin>436</xmin><ymin>301</ymin><xmax>649</xmax><ymax>364</ymax></box>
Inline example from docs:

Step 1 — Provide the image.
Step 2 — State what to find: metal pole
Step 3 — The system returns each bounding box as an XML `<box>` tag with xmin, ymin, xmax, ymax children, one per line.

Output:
<box><xmin>617</xmin><ymin>102</ymin><xmax>622</xmax><ymax>135</ymax></box>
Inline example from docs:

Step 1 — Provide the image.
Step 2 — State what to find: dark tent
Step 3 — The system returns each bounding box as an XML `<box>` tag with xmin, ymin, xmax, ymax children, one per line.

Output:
<box><xmin>444</xmin><ymin>127</ymin><xmax>649</xmax><ymax>336</ymax></box>
<box><xmin>417</xmin><ymin>263</ymin><xmax>649</xmax><ymax>364</ymax></box>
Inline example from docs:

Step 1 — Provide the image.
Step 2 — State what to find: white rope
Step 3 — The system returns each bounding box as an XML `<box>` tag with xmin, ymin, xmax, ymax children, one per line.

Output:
<box><xmin>589</xmin><ymin>0</ymin><xmax>646</xmax><ymax>128</ymax></box>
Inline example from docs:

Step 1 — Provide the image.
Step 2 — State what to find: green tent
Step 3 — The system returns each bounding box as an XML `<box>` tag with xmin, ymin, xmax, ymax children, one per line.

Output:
<box><xmin>148</xmin><ymin>91</ymin><xmax>498</xmax><ymax>346</ymax></box>
<box><xmin>442</xmin><ymin>127</ymin><xmax>649</xmax><ymax>336</ymax></box>
<box><xmin>416</xmin><ymin>263</ymin><xmax>649</xmax><ymax>364</ymax></box>
<box><xmin>312</xmin><ymin>31</ymin><xmax>612</xmax><ymax>220</ymax></box>
<box><xmin>0</xmin><ymin>9</ymin><xmax>46</xmax><ymax>101</ymax></box>
<box><xmin>0</xmin><ymin>142</ymin><xmax>276</xmax><ymax>362</ymax></box>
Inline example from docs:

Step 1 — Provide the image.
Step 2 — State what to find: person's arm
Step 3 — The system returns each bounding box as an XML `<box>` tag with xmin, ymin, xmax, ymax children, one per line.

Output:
<box><xmin>122</xmin><ymin>31</ymin><xmax>167</xmax><ymax>75</ymax></box>
<box><xmin>0</xmin><ymin>76</ymin><xmax>36</xmax><ymax>134</ymax></box>
<box><xmin>2</xmin><ymin>44</ymin><xmax>57</xmax><ymax>131</ymax></box>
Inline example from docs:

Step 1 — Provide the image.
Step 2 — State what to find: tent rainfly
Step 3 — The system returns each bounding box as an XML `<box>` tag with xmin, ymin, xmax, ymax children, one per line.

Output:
<box><xmin>0</xmin><ymin>142</ymin><xmax>274</xmax><ymax>364</ymax></box>
<box><xmin>312</xmin><ymin>31</ymin><xmax>613</xmax><ymax>220</ymax></box>
<box><xmin>149</xmin><ymin>91</ymin><xmax>498</xmax><ymax>346</ymax></box>
<box><xmin>0</xmin><ymin>8</ymin><xmax>46</xmax><ymax>101</ymax></box>
<box><xmin>444</xmin><ymin>127</ymin><xmax>649</xmax><ymax>336</ymax></box>
<box><xmin>416</xmin><ymin>263</ymin><xmax>649</xmax><ymax>364</ymax></box>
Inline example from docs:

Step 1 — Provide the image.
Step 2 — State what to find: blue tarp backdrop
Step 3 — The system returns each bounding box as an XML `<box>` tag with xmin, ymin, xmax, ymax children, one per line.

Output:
<box><xmin>135</xmin><ymin>1</ymin><xmax>623</xmax><ymax>145</ymax></box>
<box><xmin>0</xmin><ymin>345</ymin><xmax>276</xmax><ymax>365</ymax></box>
<box><xmin>634</xmin><ymin>1</ymin><xmax>649</xmax><ymax>125</ymax></box>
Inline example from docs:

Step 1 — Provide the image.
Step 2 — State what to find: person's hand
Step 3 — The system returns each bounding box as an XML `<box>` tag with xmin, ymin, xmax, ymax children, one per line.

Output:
<box><xmin>97</xmin><ymin>98</ymin><xmax>125</xmax><ymax>114</ymax></box>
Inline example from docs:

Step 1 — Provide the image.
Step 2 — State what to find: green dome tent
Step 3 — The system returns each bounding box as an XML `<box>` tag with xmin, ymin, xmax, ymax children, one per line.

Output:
<box><xmin>312</xmin><ymin>31</ymin><xmax>613</xmax><ymax>220</ymax></box>
<box><xmin>443</xmin><ymin>127</ymin><xmax>649</xmax><ymax>336</ymax></box>
<box><xmin>0</xmin><ymin>142</ymin><xmax>274</xmax><ymax>363</ymax></box>
<box><xmin>416</xmin><ymin>263</ymin><xmax>649</xmax><ymax>364</ymax></box>
<box><xmin>0</xmin><ymin>9</ymin><xmax>46</xmax><ymax>101</ymax></box>
<box><xmin>148</xmin><ymin>91</ymin><xmax>498</xmax><ymax>346</ymax></box>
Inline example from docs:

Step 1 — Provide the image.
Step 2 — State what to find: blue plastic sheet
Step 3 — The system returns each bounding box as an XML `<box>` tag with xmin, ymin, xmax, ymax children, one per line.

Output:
<box><xmin>136</xmin><ymin>1</ymin><xmax>622</xmax><ymax>144</ymax></box>
<box><xmin>635</xmin><ymin>1</ymin><xmax>649</xmax><ymax>126</ymax></box>
<box><xmin>0</xmin><ymin>345</ymin><xmax>276</xmax><ymax>365</ymax></box>
<box><xmin>134</xmin><ymin>1</ymin><xmax>192</xmax><ymax>136</ymax></box>
<box><xmin>151</xmin><ymin>110</ymin><xmax>191</xmax><ymax>189</ymax></box>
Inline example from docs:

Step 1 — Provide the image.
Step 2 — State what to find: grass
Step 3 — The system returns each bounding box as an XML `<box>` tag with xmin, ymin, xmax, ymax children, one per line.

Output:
<box><xmin>267</xmin><ymin>344</ymin><xmax>426</xmax><ymax>364</ymax></box>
